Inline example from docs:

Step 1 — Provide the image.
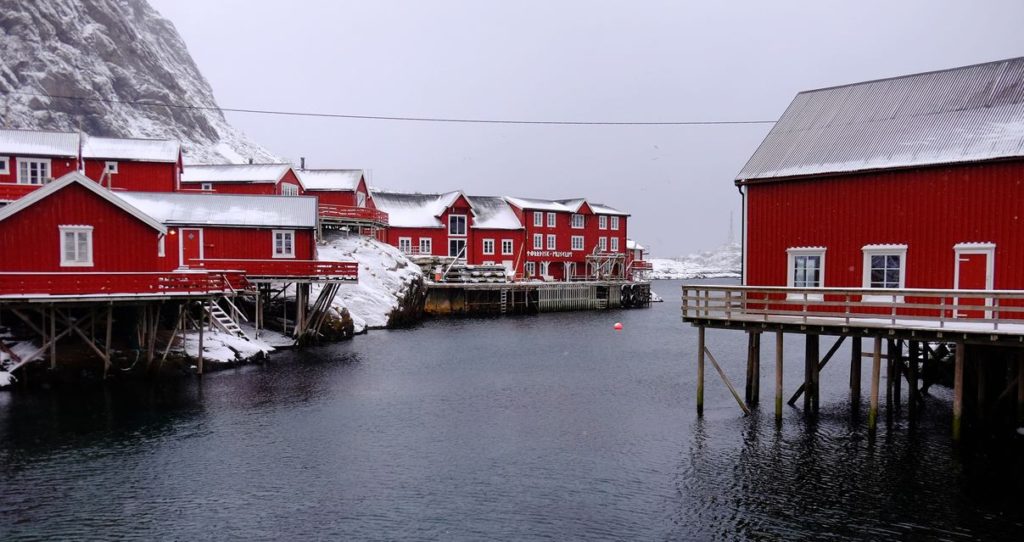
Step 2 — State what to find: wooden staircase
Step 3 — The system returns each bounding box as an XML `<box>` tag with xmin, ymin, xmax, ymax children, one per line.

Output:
<box><xmin>204</xmin><ymin>300</ymin><xmax>248</xmax><ymax>340</ymax></box>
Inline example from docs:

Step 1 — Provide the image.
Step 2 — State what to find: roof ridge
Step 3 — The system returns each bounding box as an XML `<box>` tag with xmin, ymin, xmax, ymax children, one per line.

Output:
<box><xmin>797</xmin><ymin>56</ymin><xmax>1023</xmax><ymax>95</ymax></box>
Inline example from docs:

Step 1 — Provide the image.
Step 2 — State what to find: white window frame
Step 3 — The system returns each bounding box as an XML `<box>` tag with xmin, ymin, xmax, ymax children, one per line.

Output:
<box><xmin>398</xmin><ymin>237</ymin><xmax>412</xmax><ymax>254</ymax></box>
<box><xmin>786</xmin><ymin>247</ymin><xmax>826</xmax><ymax>301</ymax></box>
<box><xmin>59</xmin><ymin>225</ymin><xmax>93</xmax><ymax>267</ymax></box>
<box><xmin>533</xmin><ymin>233</ymin><xmax>543</xmax><ymax>250</ymax></box>
<box><xmin>483</xmin><ymin>238</ymin><xmax>495</xmax><ymax>255</ymax></box>
<box><xmin>525</xmin><ymin>261</ymin><xmax>536</xmax><ymax>276</ymax></box>
<box><xmin>356</xmin><ymin>191</ymin><xmax>367</xmax><ymax>208</ymax></box>
<box><xmin>533</xmin><ymin>212</ymin><xmax>543</xmax><ymax>227</ymax></box>
<box><xmin>17</xmin><ymin>157</ymin><xmax>51</xmax><ymax>185</ymax></box>
<box><xmin>571</xmin><ymin>214</ymin><xmax>584</xmax><ymax>229</ymax></box>
<box><xmin>281</xmin><ymin>183</ymin><xmax>299</xmax><ymax>196</ymax></box>
<box><xmin>599</xmin><ymin>215</ymin><xmax>608</xmax><ymax>230</ymax></box>
<box><xmin>546</xmin><ymin>212</ymin><xmax>556</xmax><ymax>228</ymax></box>
<box><xmin>201</xmin><ymin>182</ymin><xmax>213</xmax><ymax>191</ymax></box>
<box><xmin>610</xmin><ymin>216</ymin><xmax>620</xmax><ymax>230</ymax></box>
<box><xmin>610</xmin><ymin>237</ymin><xmax>619</xmax><ymax>252</ymax></box>
<box><xmin>158</xmin><ymin>235</ymin><xmax>166</xmax><ymax>257</ymax></box>
<box><xmin>0</xmin><ymin>156</ymin><xmax>10</xmax><ymax>175</ymax></box>
<box><xmin>571</xmin><ymin>235</ymin><xmax>584</xmax><ymax>251</ymax></box>
<box><xmin>105</xmin><ymin>161</ymin><xmax>118</xmax><ymax>174</ymax></box>
<box><xmin>273</xmin><ymin>229</ymin><xmax>296</xmax><ymax>258</ymax></box>
<box><xmin>419</xmin><ymin>238</ymin><xmax>432</xmax><ymax>255</ymax></box>
<box><xmin>449</xmin><ymin>238</ymin><xmax>467</xmax><ymax>259</ymax></box>
<box><xmin>599</xmin><ymin>237</ymin><xmax>607</xmax><ymax>252</ymax></box>
<box><xmin>862</xmin><ymin>244</ymin><xmax>908</xmax><ymax>302</ymax></box>
<box><xmin>448</xmin><ymin>214</ymin><xmax>467</xmax><ymax>236</ymax></box>
<box><xmin>546</xmin><ymin>234</ymin><xmax>556</xmax><ymax>250</ymax></box>
<box><xmin>540</xmin><ymin>261</ymin><xmax>550</xmax><ymax>277</ymax></box>
<box><xmin>501</xmin><ymin>239</ymin><xmax>513</xmax><ymax>255</ymax></box>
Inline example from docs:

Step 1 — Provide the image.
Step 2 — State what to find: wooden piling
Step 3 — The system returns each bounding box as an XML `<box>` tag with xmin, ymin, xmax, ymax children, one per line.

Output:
<box><xmin>805</xmin><ymin>334</ymin><xmax>820</xmax><ymax>413</ymax></box>
<box><xmin>697</xmin><ymin>326</ymin><xmax>705</xmax><ymax>416</ymax></box>
<box><xmin>908</xmin><ymin>341</ymin><xmax>919</xmax><ymax>415</ymax></box>
<box><xmin>775</xmin><ymin>330</ymin><xmax>783</xmax><ymax>424</ymax></box>
<box><xmin>198</xmin><ymin>302</ymin><xmax>205</xmax><ymax>376</ymax></box>
<box><xmin>953</xmin><ymin>342</ymin><xmax>965</xmax><ymax>440</ymax></box>
<box><xmin>1017</xmin><ymin>353</ymin><xmax>1024</xmax><ymax>425</ymax></box>
<box><xmin>893</xmin><ymin>341</ymin><xmax>902</xmax><ymax>412</ymax></box>
<box><xmin>752</xmin><ymin>332</ymin><xmax>761</xmax><ymax>404</ymax></box>
<box><xmin>103</xmin><ymin>304</ymin><xmax>113</xmax><ymax>378</ymax></box>
<box><xmin>869</xmin><ymin>337</ymin><xmax>882</xmax><ymax>433</ymax></box>
<box><xmin>49</xmin><ymin>306</ymin><xmax>56</xmax><ymax>370</ymax></box>
<box><xmin>976</xmin><ymin>351</ymin><xmax>987</xmax><ymax>423</ymax></box>
<box><xmin>745</xmin><ymin>331</ymin><xmax>761</xmax><ymax>406</ymax></box>
<box><xmin>850</xmin><ymin>336</ymin><xmax>862</xmax><ymax>398</ymax></box>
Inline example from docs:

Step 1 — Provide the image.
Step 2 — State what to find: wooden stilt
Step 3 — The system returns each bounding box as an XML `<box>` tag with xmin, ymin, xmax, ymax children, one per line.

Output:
<box><xmin>893</xmin><ymin>341</ymin><xmax>902</xmax><ymax>412</ymax></box>
<box><xmin>160</xmin><ymin>304</ymin><xmax>186</xmax><ymax>367</ymax></box>
<box><xmin>953</xmin><ymin>342</ymin><xmax>965</xmax><ymax>440</ymax></box>
<box><xmin>697</xmin><ymin>326</ymin><xmax>705</xmax><ymax>416</ymax></box>
<box><xmin>104</xmin><ymin>304</ymin><xmax>113</xmax><ymax>378</ymax></box>
<box><xmin>197</xmin><ymin>302</ymin><xmax>205</xmax><ymax>376</ymax></box>
<box><xmin>745</xmin><ymin>331</ymin><xmax>761</xmax><ymax>406</ymax></box>
<box><xmin>255</xmin><ymin>287</ymin><xmax>263</xmax><ymax>338</ymax></box>
<box><xmin>145</xmin><ymin>304</ymin><xmax>160</xmax><ymax>369</ymax></box>
<box><xmin>704</xmin><ymin>346</ymin><xmax>751</xmax><ymax>416</ymax></box>
<box><xmin>908</xmin><ymin>341</ymin><xmax>920</xmax><ymax>415</ymax></box>
<box><xmin>976</xmin><ymin>350</ymin><xmax>987</xmax><ymax>423</ymax></box>
<box><xmin>49</xmin><ymin>306</ymin><xmax>56</xmax><ymax>370</ymax></box>
<box><xmin>1017</xmin><ymin>353</ymin><xmax>1024</xmax><ymax>426</ymax></box>
<box><xmin>850</xmin><ymin>336</ymin><xmax>862</xmax><ymax>398</ymax></box>
<box><xmin>775</xmin><ymin>330</ymin><xmax>784</xmax><ymax>424</ymax></box>
<box><xmin>751</xmin><ymin>332</ymin><xmax>761</xmax><ymax>405</ymax></box>
<box><xmin>745</xmin><ymin>332</ymin><xmax>755</xmax><ymax>404</ymax></box>
<box><xmin>788</xmin><ymin>335</ymin><xmax>845</xmax><ymax>406</ymax></box>
<box><xmin>804</xmin><ymin>334</ymin><xmax>820</xmax><ymax>413</ymax></box>
<box><xmin>869</xmin><ymin>337</ymin><xmax>882</xmax><ymax>433</ymax></box>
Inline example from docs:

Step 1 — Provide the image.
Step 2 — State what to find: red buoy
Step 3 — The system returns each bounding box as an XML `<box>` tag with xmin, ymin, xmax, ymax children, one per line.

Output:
<box><xmin>613</xmin><ymin>322</ymin><xmax>623</xmax><ymax>331</ymax></box>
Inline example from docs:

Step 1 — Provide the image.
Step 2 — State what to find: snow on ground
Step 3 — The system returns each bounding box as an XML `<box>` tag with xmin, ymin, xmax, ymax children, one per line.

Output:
<box><xmin>649</xmin><ymin>242</ymin><xmax>741</xmax><ymax>280</ymax></box>
<box><xmin>0</xmin><ymin>371</ymin><xmax>14</xmax><ymax>387</ymax></box>
<box><xmin>1</xmin><ymin>338</ymin><xmax>44</xmax><ymax>388</ymax></box>
<box><xmin>181</xmin><ymin>330</ymin><xmax>274</xmax><ymax>364</ymax></box>
<box><xmin>317</xmin><ymin>233</ymin><xmax>422</xmax><ymax>333</ymax></box>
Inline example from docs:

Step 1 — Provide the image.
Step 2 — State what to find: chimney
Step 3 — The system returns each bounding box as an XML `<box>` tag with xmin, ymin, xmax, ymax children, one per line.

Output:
<box><xmin>248</xmin><ymin>157</ymin><xmax>254</xmax><ymax>164</ymax></box>
<box><xmin>300</xmin><ymin>156</ymin><xmax>306</xmax><ymax>170</ymax></box>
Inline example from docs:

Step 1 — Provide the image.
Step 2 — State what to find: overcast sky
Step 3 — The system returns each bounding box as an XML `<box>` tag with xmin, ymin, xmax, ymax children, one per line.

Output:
<box><xmin>148</xmin><ymin>0</ymin><xmax>1024</xmax><ymax>257</ymax></box>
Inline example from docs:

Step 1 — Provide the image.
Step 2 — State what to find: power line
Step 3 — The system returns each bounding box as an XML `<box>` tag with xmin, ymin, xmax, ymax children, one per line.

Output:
<box><xmin>2</xmin><ymin>89</ymin><xmax>777</xmax><ymax>127</ymax></box>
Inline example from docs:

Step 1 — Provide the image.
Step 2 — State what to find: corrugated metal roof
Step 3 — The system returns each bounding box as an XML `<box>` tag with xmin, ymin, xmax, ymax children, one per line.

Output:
<box><xmin>504</xmin><ymin>196</ymin><xmax>573</xmax><ymax>212</ymax></box>
<box><xmin>738</xmin><ymin>57</ymin><xmax>1024</xmax><ymax>181</ymax></box>
<box><xmin>82</xmin><ymin>135</ymin><xmax>180</xmax><ymax>162</ymax></box>
<box><xmin>296</xmin><ymin>169</ymin><xmax>363</xmax><ymax>191</ymax></box>
<box><xmin>588</xmin><ymin>203</ymin><xmax>629</xmax><ymax>216</ymax></box>
<box><xmin>0</xmin><ymin>128</ymin><xmax>79</xmax><ymax>157</ymax></box>
<box><xmin>466</xmin><ymin>195</ymin><xmax>522</xmax><ymax>229</ymax></box>
<box><xmin>116</xmin><ymin>191</ymin><xmax>317</xmax><ymax>228</ymax></box>
<box><xmin>180</xmin><ymin>163</ymin><xmax>291</xmax><ymax>184</ymax></box>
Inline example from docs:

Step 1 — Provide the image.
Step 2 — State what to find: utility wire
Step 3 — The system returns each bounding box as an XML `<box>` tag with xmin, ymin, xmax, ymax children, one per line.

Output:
<box><xmin>2</xmin><ymin>89</ymin><xmax>777</xmax><ymax>126</ymax></box>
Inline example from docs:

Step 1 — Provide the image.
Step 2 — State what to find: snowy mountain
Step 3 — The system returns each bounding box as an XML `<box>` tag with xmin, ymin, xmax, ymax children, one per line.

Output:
<box><xmin>649</xmin><ymin>242</ymin><xmax>741</xmax><ymax>280</ymax></box>
<box><xmin>0</xmin><ymin>0</ymin><xmax>276</xmax><ymax>164</ymax></box>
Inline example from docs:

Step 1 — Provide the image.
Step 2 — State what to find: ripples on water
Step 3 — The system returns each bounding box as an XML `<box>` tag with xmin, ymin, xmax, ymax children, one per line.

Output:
<box><xmin>1</xmin><ymin>280</ymin><xmax>1022</xmax><ymax>540</ymax></box>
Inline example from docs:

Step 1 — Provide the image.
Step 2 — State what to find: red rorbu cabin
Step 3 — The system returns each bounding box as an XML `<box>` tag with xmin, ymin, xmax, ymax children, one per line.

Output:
<box><xmin>374</xmin><ymin>190</ymin><xmax>471</xmax><ymax>259</ymax></box>
<box><xmin>179</xmin><ymin>164</ymin><xmax>305</xmax><ymax>196</ymax></box>
<box><xmin>464</xmin><ymin>195</ymin><xmax>524</xmax><ymax>277</ymax></box>
<box><xmin>296</xmin><ymin>169</ymin><xmax>388</xmax><ymax>235</ymax></box>
<box><xmin>0</xmin><ymin>128</ymin><xmax>81</xmax><ymax>203</ymax></box>
<box><xmin>81</xmin><ymin>135</ymin><xmax>182</xmax><ymax>192</ymax></box>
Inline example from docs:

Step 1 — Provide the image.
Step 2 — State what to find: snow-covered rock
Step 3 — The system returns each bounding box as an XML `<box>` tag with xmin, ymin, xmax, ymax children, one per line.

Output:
<box><xmin>316</xmin><ymin>233</ymin><xmax>423</xmax><ymax>333</ymax></box>
<box><xmin>0</xmin><ymin>0</ymin><xmax>276</xmax><ymax>164</ymax></box>
<box><xmin>649</xmin><ymin>242</ymin><xmax>741</xmax><ymax>280</ymax></box>
<box><xmin>181</xmin><ymin>330</ymin><xmax>273</xmax><ymax>365</ymax></box>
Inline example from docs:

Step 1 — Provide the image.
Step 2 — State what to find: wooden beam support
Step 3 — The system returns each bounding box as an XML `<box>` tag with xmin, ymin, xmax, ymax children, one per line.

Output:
<box><xmin>850</xmin><ymin>336</ymin><xmax>862</xmax><ymax>398</ymax></box>
<box><xmin>704</xmin><ymin>346</ymin><xmax>751</xmax><ymax>416</ymax></box>
<box><xmin>49</xmin><ymin>306</ymin><xmax>56</xmax><ymax>370</ymax></box>
<box><xmin>908</xmin><ymin>341</ymin><xmax>920</xmax><ymax>416</ymax></box>
<box><xmin>804</xmin><ymin>334</ymin><xmax>820</xmax><ymax>413</ymax></box>
<box><xmin>697</xmin><ymin>326</ymin><xmax>705</xmax><ymax>417</ymax></box>
<box><xmin>104</xmin><ymin>304</ymin><xmax>113</xmax><ymax>378</ymax></box>
<box><xmin>788</xmin><ymin>335</ymin><xmax>845</xmax><ymax>407</ymax></box>
<box><xmin>775</xmin><ymin>330</ymin><xmax>783</xmax><ymax>424</ymax></box>
<box><xmin>198</xmin><ymin>302</ymin><xmax>205</xmax><ymax>376</ymax></box>
<box><xmin>869</xmin><ymin>337</ymin><xmax>882</xmax><ymax>434</ymax></box>
<box><xmin>953</xmin><ymin>342</ymin><xmax>965</xmax><ymax>440</ymax></box>
<box><xmin>1018</xmin><ymin>353</ymin><xmax>1024</xmax><ymax>426</ymax></box>
<box><xmin>745</xmin><ymin>331</ymin><xmax>761</xmax><ymax>406</ymax></box>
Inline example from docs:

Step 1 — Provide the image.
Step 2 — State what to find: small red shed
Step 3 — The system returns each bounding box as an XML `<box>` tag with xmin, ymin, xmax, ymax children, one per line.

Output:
<box><xmin>180</xmin><ymin>163</ymin><xmax>304</xmax><ymax>196</ymax></box>
<box><xmin>0</xmin><ymin>128</ymin><xmax>81</xmax><ymax>202</ymax></box>
<box><xmin>81</xmin><ymin>135</ymin><xmax>182</xmax><ymax>192</ymax></box>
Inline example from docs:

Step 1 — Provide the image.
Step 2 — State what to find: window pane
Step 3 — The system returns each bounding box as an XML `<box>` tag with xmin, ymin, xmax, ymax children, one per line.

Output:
<box><xmin>64</xmin><ymin>232</ymin><xmax>76</xmax><ymax>261</ymax></box>
<box><xmin>870</xmin><ymin>269</ymin><xmax>884</xmax><ymax>286</ymax></box>
<box><xmin>77</xmin><ymin>232</ymin><xmax>88</xmax><ymax>261</ymax></box>
<box><xmin>885</xmin><ymin>269</ymin><xmax>900</xmax><ymax>287</ymax></box>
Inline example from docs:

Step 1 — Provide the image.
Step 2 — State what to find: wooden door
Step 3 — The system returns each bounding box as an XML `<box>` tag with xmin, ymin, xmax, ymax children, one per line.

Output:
<box><xmin>180</xmin><ymin>228</ymin><xmax>203</xmax><ymax>268</ymax></box>
<box><xmin>955</xmin><ymin>250</ymin><xmax>990</xmax><ymax>318</ymax></box>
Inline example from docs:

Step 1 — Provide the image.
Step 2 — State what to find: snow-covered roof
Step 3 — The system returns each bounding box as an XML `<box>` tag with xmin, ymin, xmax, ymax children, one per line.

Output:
<box><xmin>0</xmin><ymin>172</ymin><xmax>165</xmax><ymax>233</ymax></box>
<box><xmin>0</xmin><ymin>128</ymin><xmax>79</xmax><ymax>157</ymax></box>
<box><xmin>180</xmin><ymin>163</ymin><xmax>292</xmax><ymax>184</ymax></box>
<box><xmin>738</xmin><ymin>56</ymin><xmax>1024</xmax><ymax>181</ymax></box>
<box><xmin>589</xmin><ymin>203</ymin><xmax>629</xmax><ymax>216</ymax></box>
<box><xmin>82</xmin><ymin>135</ymin><xmax>180</xmax><ymax>163</ymax></box>
<box><xmin>373</xmin><ymin>190</ymin><xmax>466</xmax><ymax>228</ymax></box>
<box><xmin>555</xmin><ymin>198</ymin><xmax>588</xmax><ymax>213</ymax></box>
<box><xmin>116</xmin><ymin>191</ymin><xmax>317</xmax><ymax>228</ymax></box>
<box><xmin>296</xmin><ymin>169</ymin><xmax>364</xmax><ymax>191</ymax></box>
<box><xmin>626</xmin><ymin>239</ymin><xmax>645</xmax><ymax>251</ymax></box>
<box><xmin>504</xmin><ymin>196</ymin><xmax>573</xmax><ymax>212</ymax></box>
<box><xmin>466</xmin><ymin>195</ymin><xmax>522</xmax><ymax>230</ymax></box>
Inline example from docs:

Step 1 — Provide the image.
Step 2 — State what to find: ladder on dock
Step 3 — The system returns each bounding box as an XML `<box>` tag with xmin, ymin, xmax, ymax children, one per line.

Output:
<box><xmin>500</xmin><ymin>288</ymin><xmax>508</xmax><ymax>314</ymax></box>
<box><xmin>205</xmin><ymin>300</ymin><xmax>248</xmax><ymax>340</ymax></box>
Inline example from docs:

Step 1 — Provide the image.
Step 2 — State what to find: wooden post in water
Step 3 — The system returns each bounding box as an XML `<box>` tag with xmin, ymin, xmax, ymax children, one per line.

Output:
<box><xmin>908</xmin><ymin>341</ymin><xmax>919</xmax><ymax>416</ymax></box>
<box><xmin>850</xmin><ymin>336</ymin><xmax>862</xmax><ymax>398</ymax></box>
<box><xmin>953</xmin><ymin>341</ymin><xmax>965</xmax><ymax>440</ymax></box>
<box><xmin>49</xmin><ymin>306</ymin><xmax>57</xmax><ymax>370</ymax></box>
<box><xmin>976</xmin><ymin>350</ymin><xmax>987</xmax><ymax>423</ymax></box>
<box><xmin>804</xmin><ymin>334</ymin><xmax>820</xmax><ymax>413</ymax></box>
<box><xmin>697</xmin><ymin>326</ymin><xmax>705</xmax><ymax>417</ymax></box>
<box><xmin>745</xmin><ymin>331</ymin><xmax>761</xmax><ymax>406</ymax></box>
<box><xmin>197</xmin><ymin>302</ymin><xmax>205</xmax><ymax>376</ymax></box>
<box><xmin>752</xmin><ymin>332</ymin><xmax>761</xmax><ymax>405</ymax></box>
<box><xmin>892</xmin><ymin>340</ymin><xmax>903</xmax><ymax>413</ymax></box>
<box><xmin>868</xmin><ymin>337</ymin><xmax>882</xmax><ymax>433</ymax></box>
<box><xmin>103</xmin><ymin>304</ymin><xmax>113</xmax><ymax>379</ymax></box>
<box><xmin>775</xmin><ymin>330</ymin><xmax>784</xmax><ymax>424</ymax></box>
<box><xmin>1018</xmin><ymin>352</ymin><xmax>1024</xmax><ymax>426</ymax></box>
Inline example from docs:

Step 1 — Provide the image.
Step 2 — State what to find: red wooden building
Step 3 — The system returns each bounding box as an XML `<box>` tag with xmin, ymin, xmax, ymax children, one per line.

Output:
<box><xmin>295</xmin><ymin>169</ymin><xmax>388</xmax><ymax>233</ymax></box>
<box><xmin>0</xmin><ymin>129</ymin><xmax>81</xmax><ymax>202</ymax></box>
<box><xmin>179</xmin><ymin>163</ymin><xmax>304</xmax><ymax>196</ymax></box>
<box><xmin>374</xmin><ymin>190</ymin><xmax>474</xmax><ymax>258</ymax></box>
<box><xmin>738</xmin><ymin>57</ymin><xmax>1024</xmax><ymax>296</ymax></box>
<box><xmin>81</xmin><ymin>135</ymin><xmax>182</xmax><ymax>192</ymax></box>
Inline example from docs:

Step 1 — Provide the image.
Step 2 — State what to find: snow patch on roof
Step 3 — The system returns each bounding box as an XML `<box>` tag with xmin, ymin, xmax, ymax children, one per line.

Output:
<box><xmin>466</xmin><ymin>195</ymin><xmax>522</xmax><ymax>230</ymax></box>
<box><xmin>589</xmin><ymin>203</ymin><xmax>629</xmax><ymax>216</ymax></box>
<box><xmin>0</xmin><ymin>128</ymin><xmax>79</xmax><ymax>157</ymax></box>
<box><xmin>181</xmin><ymin>163</ymin><xmax>291</xmax><ymax>184</ymax></box>
<box><xmin>82</xmin><ymin>135</ymin><xmax>180</xmax><ymax>162</ymax></box>
<box><xmin>296</xmin><ymin>169</ymin><xmax>364</xmax><ymax>191</ymax></box>
<box><xmin>373</xmin><ymin>190</ymin><xmax>463</xmax><ymax>228</ymax></box>
<box><xmin>116</xmin><ymin>191</ymin><xmax>317</xmax><ymax>228</ymax></box>
<box><xmin>504</xmin><ymin>196</ymin><xmax>573</xmax><ymax>212</ymax></box>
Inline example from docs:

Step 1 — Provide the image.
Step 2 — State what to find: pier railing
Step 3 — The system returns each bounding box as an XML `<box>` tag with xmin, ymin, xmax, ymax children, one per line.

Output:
<box><xmin>189</xmin><ymin>259</ymin><xmax>358</xmax><ymax>282</ymax></box>
<box><xmin>0</xmin><ymin>270</ymin><xmax>242</xmax><ymax>298</ymax></box>
<box><xmin>682</xmin><ymin>284</ymin><xmax>1024</xmax><ymax>331</ymax></box>
<box><xmin>318</xmin><ymin>204</ymin><xmax>389</xmax><ymax>226</ymax></box>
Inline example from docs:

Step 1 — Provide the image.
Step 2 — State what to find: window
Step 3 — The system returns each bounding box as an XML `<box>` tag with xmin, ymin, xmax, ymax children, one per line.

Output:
<box><xmin>0</xmin><ymin>156</ymin><xmax>10</xmax><ymax>175</ymax></box>
<box><xmin>17</xmin><ymin>158</ymin><xmax>51</xmax><ymax>185</ymax></box>
<box><xmin>547</xmin><ymin>234</ymin><xmax>556</xmax><ymax>250</ymax></box>
<box><xmin>533</xmin><ymin>212</ymin><xmax>543</xmax><ymax>227</ymax></box>
<box><xmin>105</xmin><ymin>161</ymin><xmax>118</xmax><ymax>174</ymax></box>
<box><xmin>483</xmin><ymin>238</ymin><xmax>495</xmax><ymax>255</ymax></box>
<box><xmin>281</xmin><ymin>183</ymin><xmax>299</xmax><ymax>196</ymax></box>
<box><xmin>525</xmin><ymin>261</ymin><xmax>536</xmax><ymax>276</ymax></box>
<box><xmin>599</xmin><ymin>237</ymin><xmax>607</xmax><ymax>251</ymax></box>
<box><xmin>533</xmin><ymin>233</ymin><xmax>543</xmax><ymax>249</ymax></box>
<box><xmin>59</xmin><ymin>226</ymin><xmax>93</xmax><ymax>267</ymax></box>
<box><xmin>158</xmin><ymin>235</ymin><xmax>165</xmax><ymax>257</ymax></box>
<box><xmin>419</xmin><ymin>238</ymin><xmax>432</xmax><ymax>255</ymax></box>
<box><xmin>610</xmin><ymin>237</ymin><xmax>619</xmax><ymax>252</ymax></box>
<box><xmin>356</xmin><ymin>191</ymin><xmax>366</xmax><ymax>208</ymax></box>
<box><xmin>273</xmin><ymin>230</ymin><xmax>295</xmax><ymax>258</ymax></box>
<box><xmin>547</xmin><ymin>212</ymin><xmax>556</xmax><ymax>227</ymax></box>
<box><xmin>540</xmin><ymin>262</ymin><xmax>550</xmax><ymax>276</ymax></box>
<box><xmin>501</xmin><ymin>239</ymin><xmax>513</xmax><ymax>255</ymax></box>
<box><xmin>610</xmin><ymin>216</ymin><xmax>620</xmax><ymax>230</ymax></box>
<box><xmin>786</xmin><ymin>247</ymin><xmax>826</xmax><ymax>288</ymax></box>
<box><xmin>201</xmin><ymin>182</ymin><xmax>213</xmax><ymax>191</ymax></box>
<box><xmin>449</xmin><ymin>214</ymin><xmax>467</xmax><ymax>236</ymax></box>
<box><xmin>862</xmin><ymin>245</ymin><xmax>907</xmax><ymax>300</ymax></box>
<box><xmin>571</xmin><ymin>214</ymin><xmax>584</xmax><ymax>229</ymax></box>
<box><xmin>398</xmin><ymin>237</ymin><xmax>412</xmax><ymax>254</ymax></box>
<box><xmin>449</xmin><ymin>239</ymin><xmax>467</xmax><ymax>258</ymax></box>
<box><xmin>599</xmin><ymin>215</ymin><xmax>608</xmax><ymax>230</ymax></box>
<box><xmin>571</xmin><ymin>235</ymin><xmax>584</xmax><ymax>251</ymax></box>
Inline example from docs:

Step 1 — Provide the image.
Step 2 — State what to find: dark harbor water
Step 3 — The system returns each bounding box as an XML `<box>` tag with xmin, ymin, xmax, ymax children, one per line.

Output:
<box><xmin>1</xmin><ymin>279</ymin><xmax>1022</xmax><ymax>541</ymax></box>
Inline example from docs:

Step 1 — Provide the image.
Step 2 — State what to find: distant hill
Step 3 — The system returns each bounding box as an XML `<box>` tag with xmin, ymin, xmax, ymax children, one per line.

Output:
<box><xmin>649</xmin><ymin>242</ymin><xmax>741</xmax><ymax>280</ymax></box>
<box><xmin>0</xmin><ymin>0</ymin><xmax>276</xmax><ymax>164</ymax></box>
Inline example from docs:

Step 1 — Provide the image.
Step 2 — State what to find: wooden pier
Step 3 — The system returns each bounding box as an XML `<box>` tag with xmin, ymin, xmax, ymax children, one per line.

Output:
<box><xmin>683</xmin><ymin>284</ymin><xmax>1024</xmax><ymax>438</ymax></box>
<box><xmin>424</xmin><ymin>280</ymin><xmax>651</xmax><ymax>316</ymax></box>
